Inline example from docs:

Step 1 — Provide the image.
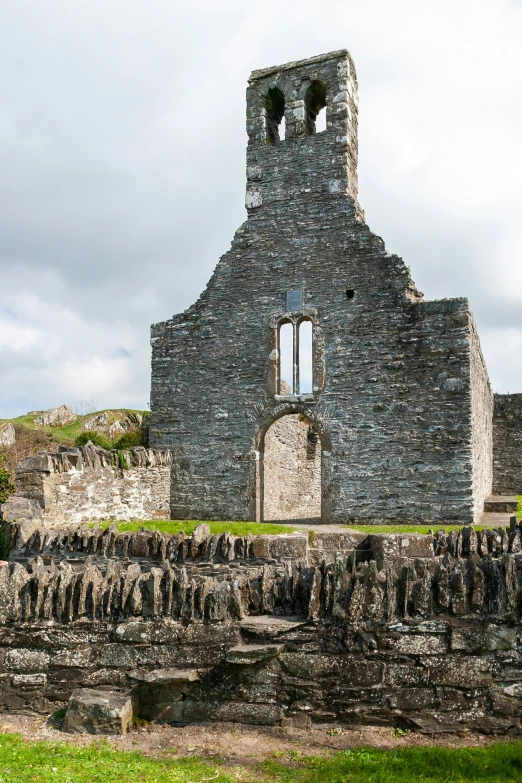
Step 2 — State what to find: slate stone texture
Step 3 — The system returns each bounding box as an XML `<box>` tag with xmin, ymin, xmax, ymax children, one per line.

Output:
<box><xmin>0</xmin><ymin>443</ymin><xmax>171</xmax><ymax>526</ymax></box>
<box><xmin>493</xmin><ymin>393</ymin><xmax>522</xmax><ymax>494</ymax></box>
<box><xmin>149</xmin><ymin>49</ymin><xmax>493</xmax><ymax>524</ymax></box>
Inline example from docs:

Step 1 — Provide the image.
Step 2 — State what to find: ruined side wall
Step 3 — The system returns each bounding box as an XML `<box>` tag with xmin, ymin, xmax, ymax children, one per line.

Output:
<box><xmin>1</xmin><ymin>445</ymin><xmax>172</xmax><ymax>526</ymax></box>
<box><xmin>470</xmin><ymin>316</ymin><xmax>494</xmax><ymax>518</ymax></box>
<box><xmin>493</xmin><ymin>393</ymin><xmax>522</xmax><ymax>494</ymax></box>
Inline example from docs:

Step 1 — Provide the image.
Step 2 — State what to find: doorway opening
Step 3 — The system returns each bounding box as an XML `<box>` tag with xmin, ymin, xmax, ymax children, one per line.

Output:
<box><xmin>260</xmin><ymin>414</ymin><xmax>321</xmax><ymax>521</ymax></box>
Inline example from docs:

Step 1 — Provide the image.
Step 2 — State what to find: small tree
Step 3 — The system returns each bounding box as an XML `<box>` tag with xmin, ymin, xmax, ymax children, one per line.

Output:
<box><xmin>0</xmin><ymin>455</ymin><xmax>15</xmax><ymax>505</ymax></box>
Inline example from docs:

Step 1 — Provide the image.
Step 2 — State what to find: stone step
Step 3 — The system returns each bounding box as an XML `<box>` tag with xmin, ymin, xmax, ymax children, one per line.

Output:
<box><xmin>484</xmin><ymin>496</ymin><xmax>518</xmax><ymax>514</ymax></box>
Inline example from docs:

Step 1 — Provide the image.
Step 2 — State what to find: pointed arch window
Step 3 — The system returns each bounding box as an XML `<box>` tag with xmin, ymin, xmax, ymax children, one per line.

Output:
<box><xmin>277</xmin><ymin>317</ymin><xmax>314</xmax><ymax>395</ymax></box>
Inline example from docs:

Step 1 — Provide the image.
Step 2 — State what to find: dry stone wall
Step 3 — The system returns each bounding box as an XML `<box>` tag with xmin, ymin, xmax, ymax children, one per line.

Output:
<box><xmin>0</xmin><ymin>444</ymin><xmax>171</xmax><ymax>525</ymax></box>
<box><xmin>493</xmin><ymin>394</ymin><xmax>522</xmax><ymax>495</ymax></box>
<box><xmin>0</xmin><ymin>519</ymin><xmax>521</xmax><ymax>733</ymax></box>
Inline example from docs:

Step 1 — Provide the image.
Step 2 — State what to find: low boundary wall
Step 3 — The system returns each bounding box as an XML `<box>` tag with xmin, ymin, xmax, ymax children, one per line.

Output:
<box><xmin>0</xmin><ymin>520</ymin><xmax>519</xmax><ymax>733</ymax></box>
<box><xmin>0</xmin><ymin>444</ymin><xmax>172</xmax><ymax>525</ymax></box>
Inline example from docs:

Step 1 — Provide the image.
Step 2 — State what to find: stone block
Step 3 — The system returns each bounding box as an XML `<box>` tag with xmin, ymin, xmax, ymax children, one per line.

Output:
<box><xmin>338</xmin><ymin>659</ymin><xmax>384</xmax><ymax>687</ymax></box>
<box><xmin>113</xmin><ymin>620</ymin><xmax>181</xmax><ymax>645</ymax></box>
<box><xmin>135</xmin><ymin>644</ymin><xmax>226</xmax><ymax>668</ymax></box>
<box><xmin>52</xmin><ymin>646</ymin><xmax>93</xmax><ymax>668</ymax></box>
<box><xmin>98</xmin><ymin>644</ymin><xmax>137</xmax><ymax>669</ymax></box>
<box><xmin>251</xmin><ymin>536</ymin><xmax>271</xmax><ymax>559</ymax></box>
<box><xmin>165</xmin><ymin>700</ymin><xmax>282</xmax><ymax>726</ymax></box>
<box><xmin>383</xmin><ymin>633</ymin><xmax>447</xmax><ymax>655</ymax></box>
<box><xmin>451</xmin><ymin>625</ymin><xmax>516</xmax><ymax>653</ymax></box>
<box><xmin>16</xmin><ymin>454</ymin><xmax>54</xmax><ymax>474</ymax></box>
<box><xmin>240</xmin><ymin>615</ymin><xmax>308</xmax><ymax>636</ymax></box>
<box><xmin>12</xmin><ymin>673</ymin><xmax>47</xmax><ymax>687</ymax></box>
<box><xmin>226</xmin><ymin>644</ymin><xmax>284</xmax><ymax>665</ymax></box>
<box><xmin>279</xmin><ymin>652</ymin><xmax>338</xmax><ymax>679</ymax></box>
<box><xmin>63</xmin><ymin>689</ymin><xmax>134</xmax><ymax>735</ymax></box>
<box><xmin>130</xmin><ymin>534</ymin><xmax>151</xmax><ymax>558</ymax></box>
<box><xmin>428</xmin><ymin>656</ymin><xmax>492</xmax><ymax>686</ymax></box>
<box><xmin>85</xmin><ymin>669</ymin><xmax>127</xmax><ymax>687</ymax></box>
<box><xmin>385</xmin><ymin>663</ymin><xmax>430</xmax><ymax>687</ymax></box>
<box><xmin>388</xmin><ymin>687</ymin><xmax>438</xmax><ymax>710</ymax></box>
<box><xmin>6</xmin><ymin>649</ymin><xmax>50</xmax><ymax>673</ymax></box>
<box><xmin>268</xmin><ymin>535</ymin><xmax>307</xmax><ymax>561</ymax></box>
<box><xmin>279</xmin><ymin>653</ymin><xmax>383</xmax><ymax>686</ymax></box>
<box><xmin>180</xmin><ymin>624</ymin><xmax>240</xmax><ymax>647</ymax></box>
<box><xmin>369</xmin><ymin>534</ymin><xmax>434</xmax><ymax>569</ymax></box>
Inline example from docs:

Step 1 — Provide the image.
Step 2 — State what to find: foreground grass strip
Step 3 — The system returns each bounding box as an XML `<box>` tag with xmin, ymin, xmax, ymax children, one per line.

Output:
<box><xmin>0</xmin><ymin>734</ymin><xmax>234</xmax><ymax>783</ymax></box>
<box><xmin>261</xmin><ymin>743</ymin><xmax>522</xmax><ymax>783</ymax></box>
<box><xmin>343</xmin><ymin>524</ymin><xmax>467</xmax><ymax>534</ymax></box>
<box><xmin>517</xmin><ymin>494</ymin><xmax>522</xmax><ymax>521</ymax></box>
<box><xmin>95</xmin><ymin>520</ymin><xmax>298</xmax><ymax>536</ymax></box>
<box><xmin>0</xmin><ymin>735</ymin><xmax>521</xmax><ymax>783</ymax></box>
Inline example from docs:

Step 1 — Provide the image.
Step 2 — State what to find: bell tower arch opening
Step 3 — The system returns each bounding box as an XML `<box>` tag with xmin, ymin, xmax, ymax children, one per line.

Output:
<box><xmin>259</xmin><ymin>413</ymin><xmax>322</xmax><ymax>521</ymax></box>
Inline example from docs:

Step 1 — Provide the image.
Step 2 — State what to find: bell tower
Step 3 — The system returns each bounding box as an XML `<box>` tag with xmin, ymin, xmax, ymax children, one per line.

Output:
<box><xmin>244</xmin><ymin>50</ymin><xmax>359</xmax><ymax>212</ymax></box>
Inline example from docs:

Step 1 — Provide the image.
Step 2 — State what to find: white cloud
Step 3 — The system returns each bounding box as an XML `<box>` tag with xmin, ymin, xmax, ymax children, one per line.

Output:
<box><xmin>1</xmin><ymin>0</ymin><xmax>521</xmax><ymax>416</ymax></box>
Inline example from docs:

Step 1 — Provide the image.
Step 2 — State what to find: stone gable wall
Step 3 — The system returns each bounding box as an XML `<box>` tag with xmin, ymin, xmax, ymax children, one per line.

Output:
<box><xmin>1</xmin><ymin>444</ymin><xmax>172</xmax><ymax>526</ymax></box>
<box><xmin>493</xmin><ymin>393</ymin><xmax>522</xmax><ymax>495</ymax></box>
<box><xmin>150</xmin><ymin>51</ymin><xmax>492</xmax><ymax>524</ymax></box>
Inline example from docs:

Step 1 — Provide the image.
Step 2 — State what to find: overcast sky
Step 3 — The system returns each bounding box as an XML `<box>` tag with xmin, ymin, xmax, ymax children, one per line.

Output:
<box><xmin>1</xmin><ymin>0</ymin><xmax>522</xmax><ymax>418</ymax></box>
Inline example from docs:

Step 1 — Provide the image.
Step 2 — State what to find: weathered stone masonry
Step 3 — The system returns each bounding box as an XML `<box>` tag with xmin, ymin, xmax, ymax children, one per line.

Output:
<box><xmin>1</xmin><ymin>444</ymin><xmax>172</xmax><ymax>526</ymax></box>
<box><xmin>150</xmin><ymin>49</ymin><xmax>494</xmax><ymax>524</ymax></box>
<box><xmin>493</xmin><ymin>393</ymin><xmax>522</xmax><ymax>495</ymax></box>
<box><xmin>0</xmin><ymin>519</ymin><xmax>521</xmax><ymax>733</ymax></box>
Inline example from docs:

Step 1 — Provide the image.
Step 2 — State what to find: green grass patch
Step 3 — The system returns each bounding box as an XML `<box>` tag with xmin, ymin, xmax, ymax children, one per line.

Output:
<box><xmin>517</xmin><ymin>495</ymin><xmax>522</xmax><ymax>521</ymax></box>
<box><xmin>260</xmin><ymin>742</ymin><xmax>522</xmax><ymax>782</ymax></box>
<box><xmin>94</xmin><ymin>520</ymin><xmax>298</xmax><ymax>536</ymax></box>
<box><xmin>0</xmin><ymin>733</ymin><xmax>521</xmax><ymax>782</ymax></box>
<box><xmin>343</xmin><ymin>524</ymin><xmax>469</xmax><ymax>534</ymax></box>
<box><xmin>0</xmin><ymin>733</ymin><xmax>233</xmax><ymax>783</ymax></box>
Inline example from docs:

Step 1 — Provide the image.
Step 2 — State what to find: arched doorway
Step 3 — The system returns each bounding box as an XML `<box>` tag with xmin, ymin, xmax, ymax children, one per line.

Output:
<box><xmin>261</xmin><ymin>414</ymin><xmax>321</xmax><ymax>521</ymax></box>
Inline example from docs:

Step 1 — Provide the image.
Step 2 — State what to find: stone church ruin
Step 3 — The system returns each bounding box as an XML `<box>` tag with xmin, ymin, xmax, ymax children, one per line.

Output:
<box><xmin>149</xmin><ymin>49</ymin><xmax>520</xmax><ymax>525</ymax></box>
<box><xmin>1</xmin><ymin>50</ymin><xmax>522</xmax><ymax>737</ymax></box>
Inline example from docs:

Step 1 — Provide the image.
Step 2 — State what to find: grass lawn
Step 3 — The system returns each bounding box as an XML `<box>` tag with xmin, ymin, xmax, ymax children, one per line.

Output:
<box><xmin>95</xmin><ymin>520</ymin><xmax>299</xmax><ymax>537</ymax></box>
<box><xmin>0</xmin><ymin>734</ymin><xmax>521</xmax><ymax>782</ymax></box>
<box><xmin>95</xmin><ymin>520</ymin><xmax>493</xmax><ymax>537</ymax></box>
<box><xmin>517</xmin><ymin>495</ymin><xmax>522</xmax><ymax>520</ymax></box>
<box><xmin>342</xmin><ymin>524</ymin><xmax>469</xmax><ymax>534</ymax></box>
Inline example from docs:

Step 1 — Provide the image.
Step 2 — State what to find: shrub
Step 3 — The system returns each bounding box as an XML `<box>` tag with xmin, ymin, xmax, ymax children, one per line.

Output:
<box><xmin>74</xmin><ymin>431</ymin><xmax>114</xmax><ymax>450</ymax></box>
<box><xmin>0</xmin><ymin>454</ymin><xmax>15</xmax><ymax>504</ymax></box>
<box><xmin>113</xmin><ymin>430</ymin><xmax>143</xmax><ymax>450</ymax></box>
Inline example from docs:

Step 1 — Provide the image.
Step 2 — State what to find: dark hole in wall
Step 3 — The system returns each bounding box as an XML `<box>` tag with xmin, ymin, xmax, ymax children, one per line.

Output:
<box><xmin>307</xmin><ymin>429</ymin><xmax>319</xmax><ymax>460</ymax></box>
<box><xmin>265</xmin><ymin>87</ymin><xmax>286</xmax><ymax>144</ymax></box>
<box><xmin>346</xmin><ymin>289</ymin><xmax>355</xmax><ymax>299</ymax></box>
<box><xmin>305</xmin><ymin>80</ymin><xmax>327</xmax><ymax>135</ymax></box>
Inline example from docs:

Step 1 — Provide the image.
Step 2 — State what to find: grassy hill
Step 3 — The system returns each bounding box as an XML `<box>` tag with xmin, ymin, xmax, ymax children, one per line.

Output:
<box><xmin>0</xmin><ymin>407</ymin><xmax>148</xmax><ymax>475</ymax></box>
